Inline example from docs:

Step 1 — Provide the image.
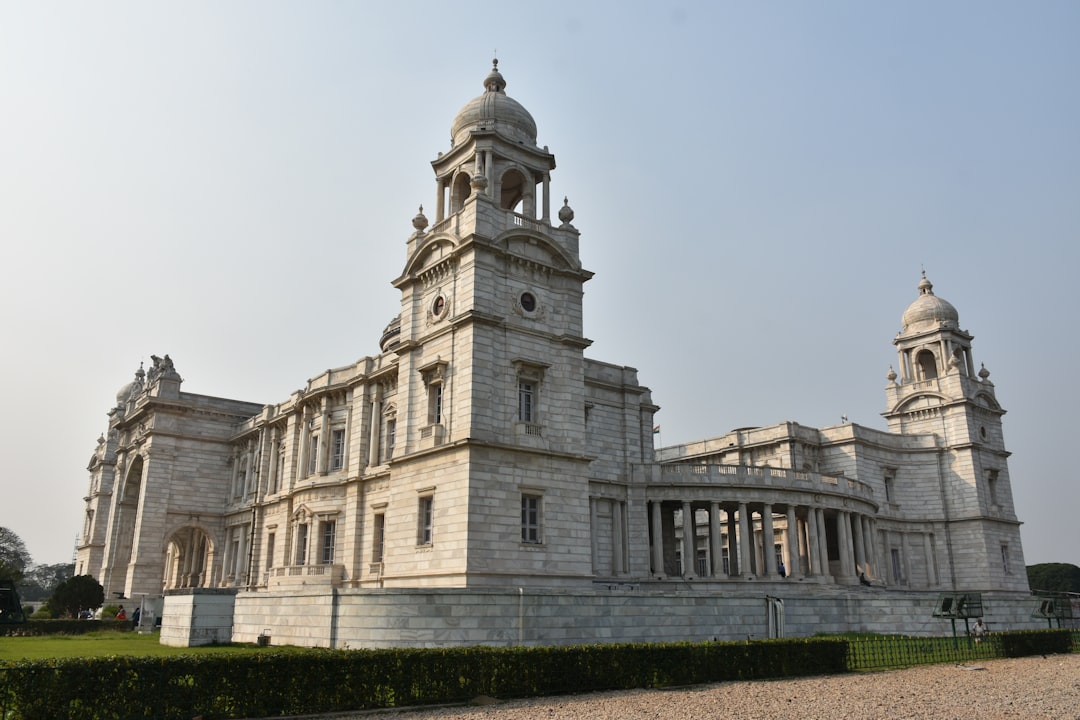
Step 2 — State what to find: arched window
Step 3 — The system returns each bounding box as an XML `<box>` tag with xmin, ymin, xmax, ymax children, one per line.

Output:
<box><xmin>450</xmin><ymin>172</ymin><xmax>471</xmax><ymax>214</ymax></box>
<box><xmin>499</xmin><ymin>168</ymin><xmax>528</xmax><ymax>212</ymax></box>
<box><xmin>916</xmin><ymin>350</ymin><xmax>938</xmax><ymax>380</ymax></box>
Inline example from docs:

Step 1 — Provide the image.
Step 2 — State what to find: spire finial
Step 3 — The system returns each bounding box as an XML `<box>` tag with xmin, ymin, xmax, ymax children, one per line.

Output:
<box><xmin>918</xmin><ymin>269</ymin><xmax>933</xmax><ymax>295</ymax></box>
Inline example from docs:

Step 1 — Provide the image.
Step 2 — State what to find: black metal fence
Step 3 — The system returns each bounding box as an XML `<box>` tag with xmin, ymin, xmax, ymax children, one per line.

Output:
<box><xmin>846</xmin><ymin>629</ymin><xmax>1080</xmax><ymax>671</ymax></box>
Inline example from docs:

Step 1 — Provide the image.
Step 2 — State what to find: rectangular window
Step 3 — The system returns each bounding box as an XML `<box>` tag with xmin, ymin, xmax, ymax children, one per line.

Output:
<box><xmin>385</xmin><ymin>418</ymin><xmax>396</xmax><ymax>462</ymax></box>
<box><xmin>721</xmin><ymin>546</ymin><xmax>730</xmax><ymax>575</ymax></box>
<box><xmin>883</xmin><ymin>472</ymin><xmax>894</xmax><ymax>503</ymax></box>
<box><xmin>890</xmin><ymin>547</ymin><xmax>902</xmax><ymax>583</ymax></box>
<box><xmin>429</xmin><ymin>385</ymin><xmax>443</xmax><ymax>424</ymax></box>
<box><xmin>330</xmin><ymin>429</ymin><xmax>346</xmax><ymax>471</ymax></box>
<box><xmin>774</xmin><ymin>543</ymin><xmax>785</xmax><ymax>573</ymax></box>
<box><xmin>308</xmin><ymin>434</ymin><xmax>319</xmax><ymax>475</ymax></box>
<box><xmin>696</xmin><ymin>549</ymin><xmax>708</xmax><ymax>577</ymax></box>
<box><xmin>418</xmin><ymin>496</ymin><xmax>434</xmax><ymax>545</ymax></box>
<box><xmin>521</xmin><ymin>494</ymin><xmax>541</xmax><ymax>543</ymax></box>
<box><xmin>987</xmin><ymin>470</ymin><xmax>999</xmax><ymax>506</ymax></box>
<box><xmin>1001</xmin><ymin>543</ymin><xmax>1010</xmax><ymax>574</ymax></box>
<box><xmin>518</xmin><ymin>381</ymin><xmax>535</xmax><ymax>423</ymax></box>
<box><xmin>320</xmin><ymin>520</ymin><xmax>336</xmax><ymax>564</ymax></box>
<box><xmin>266</xmin><ymin>532</ymin><xmax>275</xmax><ymax>569</ymax></box>
<box><xmin>295</xmin><ymin>524</ymin><xmax>309</xmax><ymax>565</ymax></box>
<box><xmin>276</xmin><ymin>444</ymin><xmax>286</xmax><ymax>490</ymax></box>
<box><xmin>372</xmin><ymin>513</ymin><xmax>385</xmax><ymax>563</ymax></box>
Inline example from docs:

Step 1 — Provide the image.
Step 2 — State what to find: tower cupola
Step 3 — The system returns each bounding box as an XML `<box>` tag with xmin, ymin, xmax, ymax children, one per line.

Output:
<box><xmin>450</xmin><ymin>59</ymin><xmax>538</xmax><ymax>147</ymax></box>
<box><xmin>901</xmin><ymin>272</ymin><xmax>960</xmax><ymax>332</ymax></box>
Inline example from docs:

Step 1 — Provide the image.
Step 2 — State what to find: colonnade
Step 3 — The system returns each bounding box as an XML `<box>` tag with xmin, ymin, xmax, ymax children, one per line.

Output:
<box><xmin>647</xmin><ymin>500</ymin><xmax>879</xmax><ymax>584</ymax></box>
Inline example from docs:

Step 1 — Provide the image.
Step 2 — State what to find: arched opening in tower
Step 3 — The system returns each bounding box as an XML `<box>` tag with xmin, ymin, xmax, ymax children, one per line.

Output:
<box><xmin>916</xmin><ymin>350</ymin><xmax>938</xmax><ymax>380</ymax></box>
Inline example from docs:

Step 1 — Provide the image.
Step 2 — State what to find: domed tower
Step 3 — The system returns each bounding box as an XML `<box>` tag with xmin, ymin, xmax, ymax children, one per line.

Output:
<box><xmin>384</xmin><ymin>61</ymin><xmax>598</xmax><ymax>587</ymax></box>
<box><xmin>883</xmin><ymin>273</ymin><xmax>1027</xmax><ymax>591</ymax></box>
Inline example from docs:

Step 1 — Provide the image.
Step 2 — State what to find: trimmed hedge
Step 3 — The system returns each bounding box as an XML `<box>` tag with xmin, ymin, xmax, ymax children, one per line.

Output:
<box><xmin>0</xmin><ymin>638</ymin><xmax>846</xmax><ymax>720</ymax></box>
<box><xmin>0</xmin><ymin>620</ymin><xmax>130</xmax><ymax>637</ymax></box>
<box><xmin>998</xmin><ymin>629</ymin><xmax>1072</xmax><ymax>657</ymax></box>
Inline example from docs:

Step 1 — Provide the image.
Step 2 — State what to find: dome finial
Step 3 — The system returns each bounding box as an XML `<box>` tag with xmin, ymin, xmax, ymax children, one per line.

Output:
<box><xmin>918</xmin><ymin>269</ymin><xmax>934</xmax><ymax>296</ymax></box>
<box><xmin>484</xmin><ymin>57</ymin><xmax>506</xmax><ymax>93</ymax></box>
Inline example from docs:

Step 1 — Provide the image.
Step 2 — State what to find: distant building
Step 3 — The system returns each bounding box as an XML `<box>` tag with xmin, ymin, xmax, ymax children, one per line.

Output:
<box><xmin>77</xmin><ymin>62</ymin><xmax>1032</xmax><ymax>647</ymax></box>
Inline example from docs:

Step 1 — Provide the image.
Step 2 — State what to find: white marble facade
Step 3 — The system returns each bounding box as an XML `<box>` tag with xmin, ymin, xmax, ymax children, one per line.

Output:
<box><xmin>76</xmin><ymin>62</ymin><xmax>1030</xmax><ymax>647</ymax></box>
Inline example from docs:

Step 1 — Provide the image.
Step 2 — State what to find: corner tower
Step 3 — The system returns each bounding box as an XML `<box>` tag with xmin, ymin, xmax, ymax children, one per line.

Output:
<box><xmin>384</xmin><ymin>61</ymin><xmax>598</xmax><ymax>588</ymax></box>
<box><xmin>883</xmin><ymin>273</ymin><xmax>1027</xmax><ymax>591</ymax></box>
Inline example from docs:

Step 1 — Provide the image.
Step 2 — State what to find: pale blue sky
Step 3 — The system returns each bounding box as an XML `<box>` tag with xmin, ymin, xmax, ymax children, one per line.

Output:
<box><xmin>1</xmin><ymin>2</ymin><xmax>1077</xmax><ymax>570</ymax></box>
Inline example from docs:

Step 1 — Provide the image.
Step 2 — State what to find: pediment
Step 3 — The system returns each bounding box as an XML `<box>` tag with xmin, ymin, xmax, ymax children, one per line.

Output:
<box><xmin>891</xmin><ymin>392</ymin><xmax>947</xmax><ymax>415</ymax></box>
<box><xmin>402</xmin><ymin>236</ymin><xmax>459</xmax><ymax>279</ymax></box>
<box><xmin>497</xmin><ymin>231</ymin><xmax>577</xmax><ymax>272</ymax></box>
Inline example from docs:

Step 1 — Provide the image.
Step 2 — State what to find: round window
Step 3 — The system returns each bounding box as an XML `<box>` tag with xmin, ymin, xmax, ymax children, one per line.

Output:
<box><xmin>432</xmin><ymin>295</ymin><xmax>446</xmax><ymax>316</ymax></box>
<box><xmin>520</xmin><ymin>292</ymin><xmax>536</xmax><ymax>312</ymax></box>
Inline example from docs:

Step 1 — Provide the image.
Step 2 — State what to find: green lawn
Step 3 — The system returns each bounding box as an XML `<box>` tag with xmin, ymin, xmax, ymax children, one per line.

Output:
<box><xmin>0</xmin><ymin>631</ymin><xmax>262</xmax><ymax>661</ymax></box>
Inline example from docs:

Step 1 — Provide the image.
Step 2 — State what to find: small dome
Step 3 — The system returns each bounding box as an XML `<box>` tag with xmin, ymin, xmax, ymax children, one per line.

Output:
<box><xmin>450</xmin><ymin>59</ymin><xmax>537</xmax><ymax>147</ymax></box>
<box><xmin>902</xmin><ymin>272</ymin><xmax>959</xmax><ymax>332</ymax></box>
<box><xmin>115</xmin><ymin>364</ymin><xmax>145</xmax><ymax>406</ymax></box>
<box><xmin>379</xmin><ymin>315</ymin><xmax>402</xmax><ymax>353</ymax></box>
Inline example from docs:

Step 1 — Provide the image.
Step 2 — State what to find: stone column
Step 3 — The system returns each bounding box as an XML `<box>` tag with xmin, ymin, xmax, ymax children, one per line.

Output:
<box><xmin>590</xmin><ymin>499</ymin><xmax>601</xmax><ymax>573</ymax></box>
<box><xmin>846</xmin><ymin>511</ymin><xmax>860</xmax><ymax>578</ymax></box>
<box><xmin>815</xmin><ymin>508</ymin><xmax>830</xmax><ymax>579</ymax></box>
<box><xmin>612</xmin><ymin>501</ymin><xmax>625</xmax><ymax>575</ymax></box>
<box><xmin>681</xmin><ymin>501</ymin><xmax>695</xmax><ymax>578</ymax></box>
<box><xmin>435</xmin><ymin>176</ymin><xmax>445</xmax><ymax>223</ymax></box>
<box><xmin>786</xmin><ymin>505</ymin><xmax>801</xmax><ymax>579</ymax></box>
<box><xmin>738</xmin><ymin>502</ymin><xmax>752</xmax><ymax>578</ymax></box>
<box><xmin>799</xmin><ymin>509</ymin><xmax>814</xmax><ymax>576</ymax></box>
<box><xmin>726</xmin><ymin>509</ymin><xmax>739</xmax><ymax>576</ymax></box>
<box><xmin>852</xmin><ymin>512</ymin><xmax>866</xmax><ymax>576</ymax></box>
<box><xmin>650</xmin><ymin>501</ymin><xmax>664</xmax><ymax>578</ymax></box>
<box><xmin>923</xmin><ymin>532</ymin><xmax>937</xmax><ymax>587</ymax></box>
<box><xmin>485</xmin><ymin>151</ymin><xmax>494</xmax><ymax>197</ymax></box>
<box><xmin>243</xmin><ymin>441</ymin><xmax>255</xmax><ymax>496</ymax></box>
<box><xmin>267</xmin><ymin>427</ymin><xmax>280</xmax><ymax>494</ymax></box>
<box><xmin>900</xmin><ymin>532</ymin><xmax>912</xmax><ymax>586</ymax></box>
<box><xmin>317</xmin><ymin>398</ymin><xmax>330</xmax><ymax>475</ymax></box>
<box><xmin>868</xmin><ymin>518</ymin><xmax>876</xmax><ymax>578</ymax></box>
<box><xmin>343</xmin><ymin>400</ymin><xmax>354</xmax><ymax>473</ymax></box>
<box><xmin>762</xmin><ymin>504</ymin><xmax>777</xmax><ymax>576</ymax></box>
<box><xmin>367</xmin><ymin>387</ymin><xmax>382</xmax><ymax>467</ymax></box>
<box><xmin>709</xmin><ymin>501</ymin><xmax>723</xmax><ymax>578</ymax></box>
<box><xmin>542</xmin><ymin>171</ymin><xmax>551</xmax><ymax>222</ymax></box>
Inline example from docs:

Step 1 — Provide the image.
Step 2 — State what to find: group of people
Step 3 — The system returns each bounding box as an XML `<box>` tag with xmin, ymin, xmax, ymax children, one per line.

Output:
<box><xmin>114</xmin><ymin>604</ymin><xmax>142</xmax><ymax>628</ymax></box>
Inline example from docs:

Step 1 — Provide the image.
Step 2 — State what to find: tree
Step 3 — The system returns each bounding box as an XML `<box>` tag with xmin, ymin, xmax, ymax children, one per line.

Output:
<box><xmin>1027</xmin><ymin>563</ymin><xmax>1080</xmax><ymax>594</ymax></box>
<box><xmin>47</xmin><ymin>575</ymin><xmax>104</xmax><ymax>618</ymax></box>
<box><xmin>18</xmin><ymin>562</ymin><xmax>75</xmax><ymax>601</ymax></box>
<box><xmin>0</xmin><ymin>527</ymin><xmax>31</xmax><ymax>585</ymax></box>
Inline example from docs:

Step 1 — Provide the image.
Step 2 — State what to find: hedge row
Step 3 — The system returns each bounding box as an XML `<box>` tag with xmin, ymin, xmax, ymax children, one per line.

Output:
<box><xmin>0</xmin><ymin>638</ymin><xmax>845</xmax><ymax>720</ymax></box>
<box><xmin>0</xmin><ymin>620</ymin><xmax>130</xmax><ymax>638</ymax></box>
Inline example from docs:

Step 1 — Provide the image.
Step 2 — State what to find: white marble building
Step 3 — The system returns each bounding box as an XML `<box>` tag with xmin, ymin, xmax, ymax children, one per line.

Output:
<box><xmin>76</xmin><ymin>62</ymin><xmax>1032</xmax><ymax>647</ymax></box>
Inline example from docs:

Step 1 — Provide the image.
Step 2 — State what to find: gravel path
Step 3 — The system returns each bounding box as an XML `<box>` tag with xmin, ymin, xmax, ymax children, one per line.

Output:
<box><xmin>345</xmin><ymin>654</ymin><xmax>1080</xmax><ymax>720</ymax></box>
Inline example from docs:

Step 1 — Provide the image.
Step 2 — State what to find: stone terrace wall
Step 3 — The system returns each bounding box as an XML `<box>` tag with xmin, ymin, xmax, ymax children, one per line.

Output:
<box><xmin>210</xmin><ymin>585</ymin><xmax>1045</xmax><ymax>650</ymax></box>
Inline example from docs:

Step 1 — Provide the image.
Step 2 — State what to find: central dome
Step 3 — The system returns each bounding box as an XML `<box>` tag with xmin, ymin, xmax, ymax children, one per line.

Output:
<box><xmin>902</xmin><ymin>273</ymin><xmax>959</xmax><ymax>332</ymax></box>
<box><xmin>450</xmin><ymin>60</ymin><xmax>537</xmax><ymax>147</ymax></box>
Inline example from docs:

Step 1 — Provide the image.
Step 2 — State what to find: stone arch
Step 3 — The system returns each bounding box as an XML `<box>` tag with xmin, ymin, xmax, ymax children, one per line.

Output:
<box><xmin>498</xmin><ymin>167</ymin><xmax>531</xmax><ymax>214</ymax></box>
<box><xmin>916</xmin><ymin>349</ymin><xmax>938</xmax><ymax>380</ymax></box>
<box><xmin>162</xmin><ymin>525</ymin><xmax>214</xmax><ymax>589</ymax></box>
<box><xmin>111</xmin><ymin>455</ymin><xmax>145</xmax><ymax>587</ymax></box>
<box><xmin>450</xmin><ymin>171</ymin><xmax>471</xmax><ymax>214</ymax></box>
